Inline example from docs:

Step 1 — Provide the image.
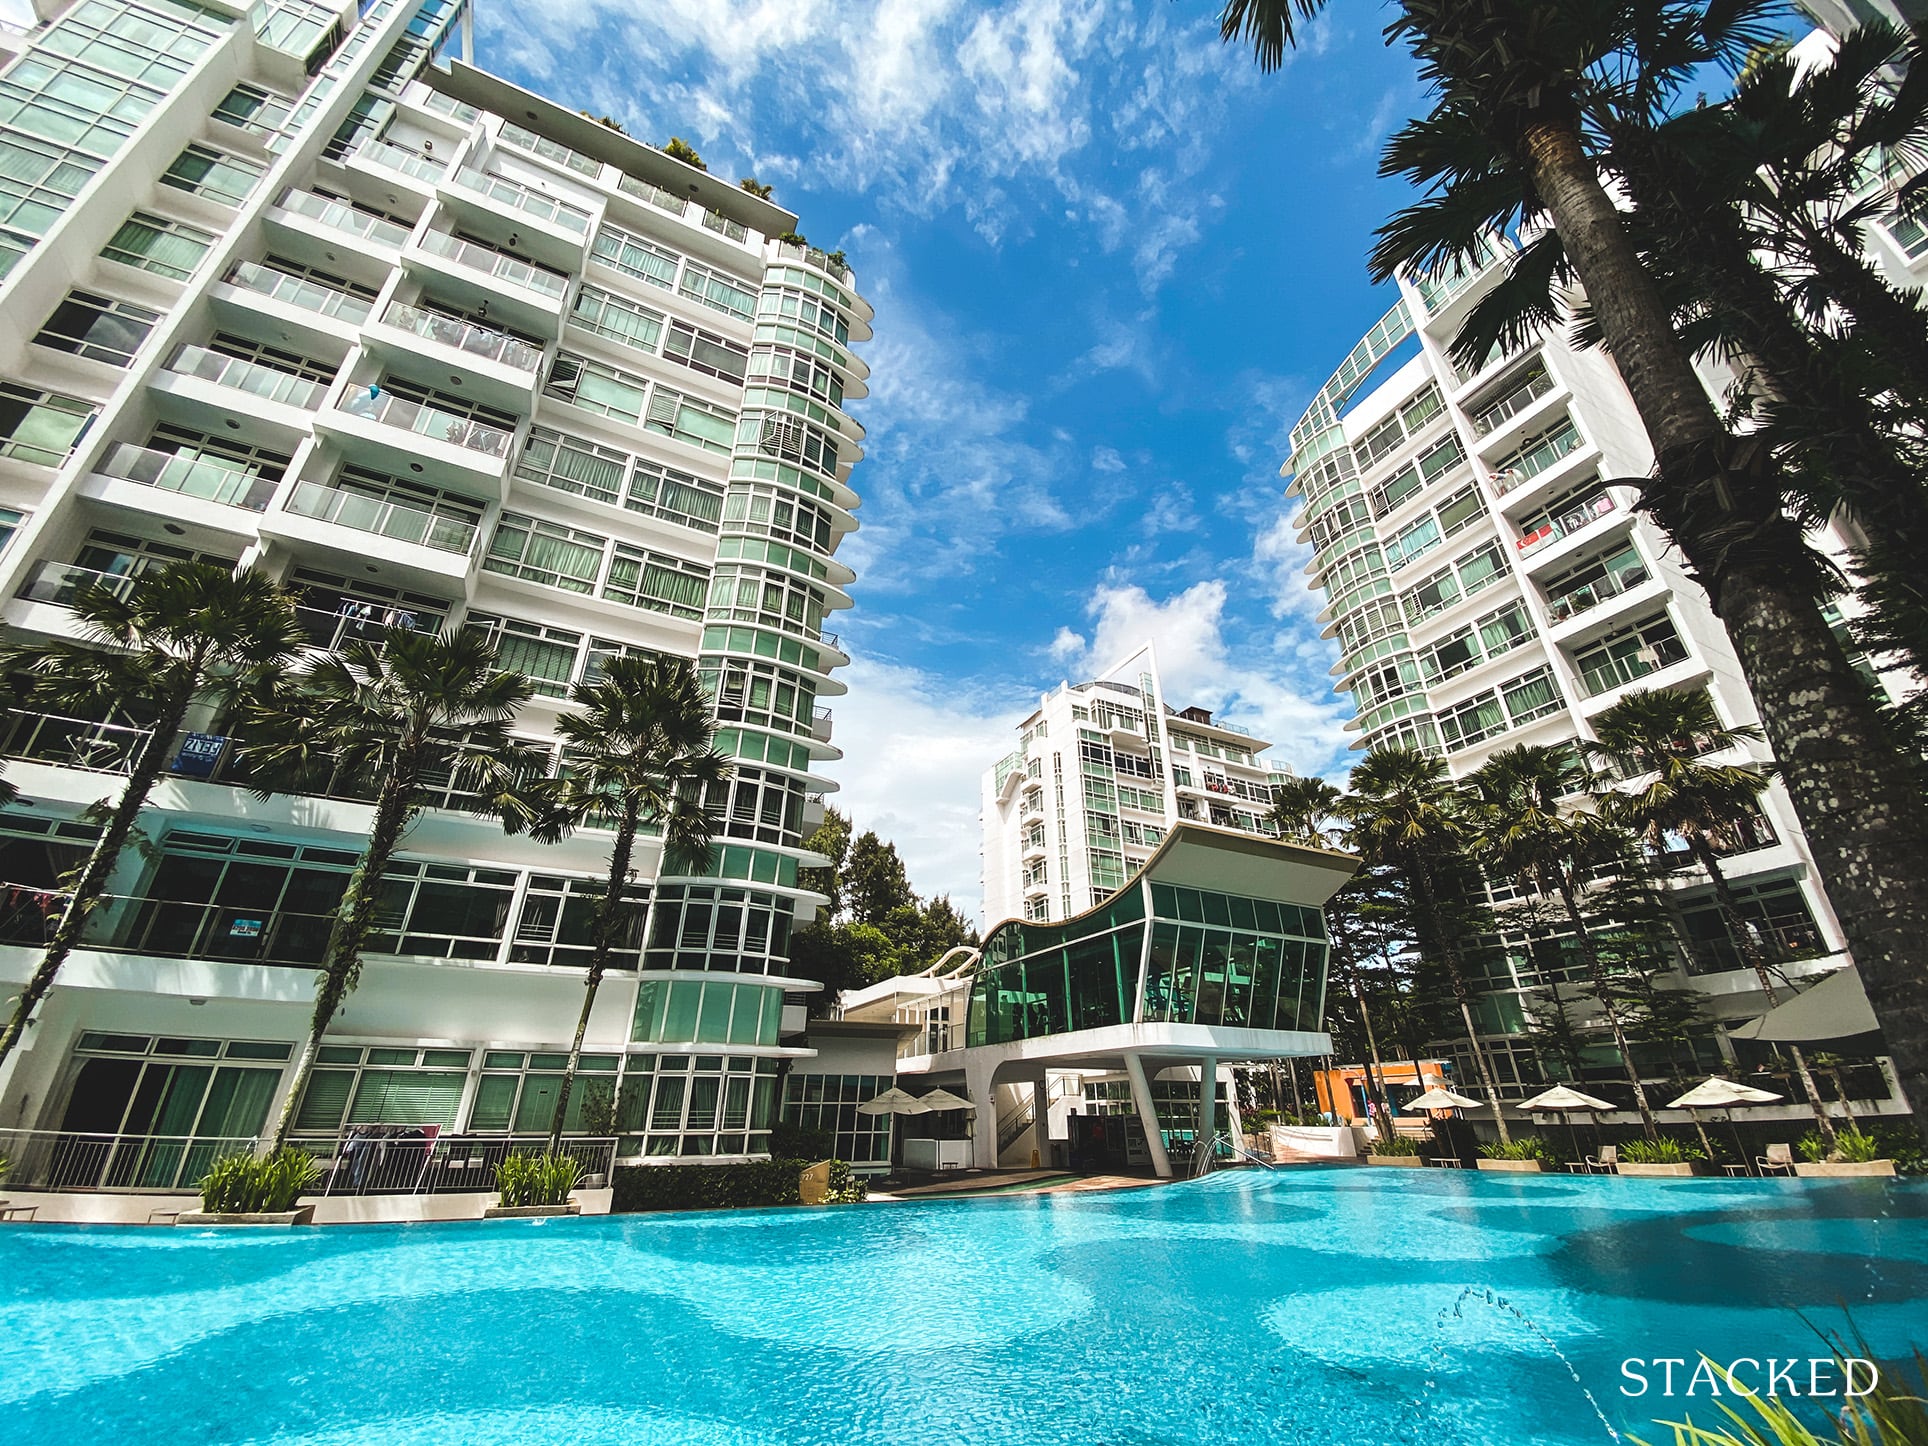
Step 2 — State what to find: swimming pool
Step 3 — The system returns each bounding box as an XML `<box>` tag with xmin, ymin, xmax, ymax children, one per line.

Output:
<box><xmin>3</xmin><ymin>1170</ymin><xmax>1924</xmax><ymax>1446</ymax></box>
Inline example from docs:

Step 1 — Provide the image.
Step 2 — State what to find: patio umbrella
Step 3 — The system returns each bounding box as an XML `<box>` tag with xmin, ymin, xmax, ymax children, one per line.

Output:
<box><xmin>856</xmin><ymin>1088</ymin><xmax>932</xmax><ymax>1116</ymax></box>
<box><xmin>1515</xmin><ymin>1085</ymin><xmax>1614</xmax><ymax>1167</ymax></box>
<box><xmin>1406</xmin><ymin>1085</ymin><xmax>1484</xmax><ymax>1112</ymax></box>
<box><xmin>1667</xmin><ymin>1077</ymin><xmax>1784</xmax><ymax>1171</ymax></box>
<box><xmin>915</xmin><ymin>1088</ymin><xmax>974</xmax><ymax>1111</ymax></box>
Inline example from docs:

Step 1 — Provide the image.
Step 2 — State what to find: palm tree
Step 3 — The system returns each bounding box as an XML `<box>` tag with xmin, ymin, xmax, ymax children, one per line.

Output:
<box><xmin>1465</xmin><ymin>743</ymin><xmax>1659</xmax><ymax>1138</ymax></box>
<box><xmin>1338</xmin><ymin>746</ymin><xmax>1511</xmax><ymax>1142</ymax></box>
<box><xmin>242</xmin><ymin>628</ymin><xmax>542</xmax><ymax>1149</ymax></box>
<box><xmin>0</xmin><ymin>562</ymin><xmax>306</xmax><ymax>1070</ymax></box>
<box><xmin>534</xmin><ymin>655</ymin><xmax>730</xmax><ymax>1154</ymax></box>
<box><xmin>1586</xmin><ymin>687</ymin><xmax>1839</xmax><ymax>1144</ymax></box>
<box><xmin>1223</xmin><ymin>0</ymin><xmax>1928</xmax><ymax>1149</ymax></box>
<box><xmin>1268</xmin><ymin>775</ymin><xmax>1398</xmax><ymax>1129</ymax></box>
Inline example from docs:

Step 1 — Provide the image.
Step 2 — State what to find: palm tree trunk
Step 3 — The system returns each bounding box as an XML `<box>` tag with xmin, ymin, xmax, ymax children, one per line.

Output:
<box><xmin>1410</xmin><ymin>857</ymin><xmax>1511</xmax><ymax>1144</ymax></box>
<box><xmin>1349</xmin><ymin>962</ymin><xmax>1396</xmax><ymax>1134</ymax></box>
<box><xmin>270</xmin><ymin>759</ymin><xmax>420</xmax><ymax>1151</ymax></box>
<box><xmin>1687</xmin><ymin>837</ymin><xmax>1837</xmax><ymax>1147</ymax></box>
<box><xmin>0</xmin><ymin>692</ymin><xmax>190</xmax><ymax>1069</ymax></box>
<box><xmin>1554</xmin><ymin>877</ymin><xmax>1659</xmax><ymax>1139</ymax></box>
<box><xmin>1518</xmin><ymin>118</ymin><xmax>1928</xmax><ymax>1150</ymax></box>
<box><xmin>546</xmin><ymin>804</ymin><xmax>641</xmax><ymax>1155</ymax></box>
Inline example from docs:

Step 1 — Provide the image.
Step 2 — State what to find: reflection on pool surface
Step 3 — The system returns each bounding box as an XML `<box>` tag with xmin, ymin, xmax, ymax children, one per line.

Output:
<box><xmin>3</xmin><ymin>1170</ymin><xmax>1925</xmax><ymax>1446</ymax></box>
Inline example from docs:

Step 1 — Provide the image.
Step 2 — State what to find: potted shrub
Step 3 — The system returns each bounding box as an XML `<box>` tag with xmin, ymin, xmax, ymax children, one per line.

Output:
<box><xmin>1477</xmin><ymin>1138</ymin><xmax>1553</xmax><ymax>1173</ymax></box>
<box><xmin>486</xmin><ymin>1152</ymin><xmax>584</xmax><ymax>1218</ymax></box>
<box><xmin>1366</xmin><ymin>1134</ymin><xmax>1425</xmax><ymax>1167</ymax></box>
<box><xmin>1616</xmin><ymin>1137</ymin><xmax>1706</xmax><ymax>1177</ymax></box>
<box><xmin>180</xmin><ymin>1147</ymin><xmax>322</xmax><ymax>1225</ymax></box>
<box><xmin>1793</xmin><ymin>1128</ymin><xmax>1898</xmax><ymax>1178</ymax></box>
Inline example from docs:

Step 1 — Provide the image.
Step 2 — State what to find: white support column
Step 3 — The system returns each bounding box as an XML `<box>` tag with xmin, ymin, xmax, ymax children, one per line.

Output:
<box><xmin>1197</xmin><ymin>1055</ymin><xmax>1219</xmax><ymax>1156</ymax></box>
<box><xmin>1123</xmin><ymin>1052</ymin><xmax>1171</xmax><ymax>1178</ymax></box>
<box><xmin>966</xmin><ymin>1059</ymin><xmax>998</xmax><ymax>1170</ymax></box>
<box><xmin>1029</xmin><ymin>1067</ymin><xmax>1051</xmax><ymax>1168</ymax></box>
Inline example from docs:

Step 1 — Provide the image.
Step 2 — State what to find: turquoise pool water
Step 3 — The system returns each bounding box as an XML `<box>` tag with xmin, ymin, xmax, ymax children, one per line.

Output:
<box><xmin>3</xmin><ymin>1171</ymin><xmax>1926</xmax><ymax>1445</ymax></box>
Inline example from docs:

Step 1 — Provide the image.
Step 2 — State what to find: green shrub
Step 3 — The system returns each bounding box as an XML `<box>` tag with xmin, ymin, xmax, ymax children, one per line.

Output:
<box><xmin>824</xmin><ymin>1160</ymin><xmax>868</xmax><ymax>1204</ymax></box>
<box><xmin>1635</xmin><ymin>1349</ymin><xmax>1928</xmax><ymax>1445</ymax></box>
<box><xmin>1369</xmin><ymin>1134</ymin><xmax>1422</xmax><ymax>1156</ymax></box>
<box><xmin>613</xmin><ymin>1158</ymin><xmax>808</xmax><ymax>1212</ymax></box>
<box><xmin>198</xmin><ymin>1147</ymin><xmax>321</xmax><ymax>1213</ymax></box>
<box><xmin>0</xmin><ymin>1152</ymin><xmax>10</xmax><ymax>1184</ymax></box>
<box><xmin>1619</xmin><ymin>1136</ymin><xmax>1705</xmax><ymax>1165</ymax></box>
<box><xmin>769</xmin><ymin>1122</ymin><xmax>836</xmax><ymax>1160</ymax></box>
<box><xmin>1480</xmin><ymin>1137</ymin><xmax>1557</xmax><ymax>1162</ymax></box>
<box><xmin>1869</xmin><ymin>1125</ymin><xmax>1924</xmax><ymax>1176</ymax></box>
<box><xmin>1799</xmin><ymin>1128</ymin><xmax>1890</xmax><ymax>1164</ymax></box>
<box><xmin>495</xmin><ymin>1152</ymin><xmax>582</xmax><ymax>1208</ymax></box>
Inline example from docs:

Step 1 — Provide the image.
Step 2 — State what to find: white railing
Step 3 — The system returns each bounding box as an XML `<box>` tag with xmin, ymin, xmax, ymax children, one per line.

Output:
<box><xmin>294</xmin><ymin>1131</ymin><xmax>617</xmax><ymax>1195</ymax></box>
<box><xmin>379</xmin><ymin>301</ymin><xmax>544</xmax><ymax>372</ymax></box>
<box><xmin>286</xmin><ymin>479</ymin><xmax>480</xmax><ymax>554</ymax></box>
<box><xmin>0</xmin><ymin>1128</ymin><xmax>255</xmax><ymax>1193</ymax></box>
<box><xmin>166</xmin><ymin>344</ymin><xmax>327</xmax><ymax>410</ymax></box>
<box><xmin>94</xmin><ymin>442</ymin><xmax>280</xmax><ymax>511</ymax></box>
<box><xmin>417</xmin><ymin>230</ymin><xmax>568</xmax><ymax>298</ymax></box>
<box><xmin>334</xmin><ymin>387</ymin><xmax>513</xmax><ymax>459</ymax></box>
<box><xmin>452</xmin><ymin>167</ymin><xmax>591</xmax><ymax>234</ymax></box>
<box><xmin>226</xmin><ymin>260</ymin><xmax>373</xmax><ymax>324</ymax></box>
<box><xmin>278</xmin><ymin>188</ymin><xmax>412</xmax><ymax>248</ymax></box>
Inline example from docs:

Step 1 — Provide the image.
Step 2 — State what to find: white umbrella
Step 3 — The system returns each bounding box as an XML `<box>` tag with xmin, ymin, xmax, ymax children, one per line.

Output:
<box><xmin>916</xmin><ymin>1088</ymin><xmax>974</xmax><ymax>1112</ymax></box>
<box><xmin>1516</xmin><ymin>1085</ymin><xmax>1615</xmax><ymax>1165</ymax></box>
<box><xmin>856</xmin><ymin>1088</ymin><xmax>931</xmax><ymax>1116</ymax></box>
<box><xmin>1667</xmin><ymin>1077</ymin><xmax>1784</xmax><ymax>1170</ymax></box>
<box><xmin>1407</xmin><ymin>1085</ymin><xmax>1484</xmax><ymax>1112</ymax></box>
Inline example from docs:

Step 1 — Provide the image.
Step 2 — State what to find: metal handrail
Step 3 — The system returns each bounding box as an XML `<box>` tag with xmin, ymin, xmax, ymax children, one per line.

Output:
<box><xmin>278</xmin><ymin>188</ymin><xmax>412</xmax><ymax>248</ymax></box>
<box><xmin>0</xmin><ymin>1127</ymin><xmax>256</xmax><ymax>1193</ymax></box>
<box><xmin>333</xmin><ymin>387</ymin><xmax>512</xmax><ymax>458</ymax></box>
<box><xmin>416</xmin><ymin>230</ymin><xmax>567</xmax><ymax>298</ymax></box>
<box><xmin>285</xmin><ymin>478</ymin><xmax>481</xmax><ymax>554</ymax></box>
<box><xmin>297</xmin><ymin>1131</ymin><xmax>618</xmax><ymax>1196</ymax></box>
<box><xmin>167</xmin><ymin>344</ymin><xmax>326</xmax><ymax>409</ymax></box>
<box><xmin>94</xmin><ymin>442</ymin><xmax>280</xmax><ymax>511</ymax></box>
<box><xmin>1545</xmin><ymin>558</ymin><xmax>1652</xmax><ymax>623</ymax></box>
<box><xmin>1491</xmin><ymin>420</ymin><xmax>1584</xmax><ymax>494</ymax></box>
<box><xmin>17</xmin><ymin>561</ymin><xmax>140</xmax><ymax>607</ymax></box>
<box><xmin>379</xmin><ymin>301</ymin><xmax>543</xmax><ymax>372</ymax></box>
<box><xmin>451</xmin><ymin>167</ymin><xmax>591</xmax><ymax>234</ymax></box>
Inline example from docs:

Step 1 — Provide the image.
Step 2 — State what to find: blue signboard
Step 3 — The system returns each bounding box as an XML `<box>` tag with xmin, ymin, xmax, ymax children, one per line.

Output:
<box><xmin>173</xmin><ymin>732</ymin><xmax>228</xmax><ymax>777</ymax></box>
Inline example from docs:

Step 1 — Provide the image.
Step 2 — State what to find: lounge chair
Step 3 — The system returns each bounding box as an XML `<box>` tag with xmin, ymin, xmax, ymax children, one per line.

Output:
<box><xmin>1584</xmin><ymin>1144</ymin><xmax>1619</xmax><ymax>1174</ymax></box>
<box><xmin>1756</xmin><ymin>1143</ymin><xmax>1795</xmax><ymax>1176</ymax></box>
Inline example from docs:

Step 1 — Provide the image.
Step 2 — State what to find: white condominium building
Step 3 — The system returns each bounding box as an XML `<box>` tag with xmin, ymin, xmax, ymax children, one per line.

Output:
<box><xmin>980</xmin><ymin>644</ymin><xmax>1289</xmax><ymax>930</ymax></box>
<box><xmin>1282</xmin><ymin>235</ymin><xmax>1917</xmax><ymax>1090</ymax></box>
<box><xmin>0</xmin><ymin>0</ymin><xmax>871</xmax><ymax>1185</ymax></box>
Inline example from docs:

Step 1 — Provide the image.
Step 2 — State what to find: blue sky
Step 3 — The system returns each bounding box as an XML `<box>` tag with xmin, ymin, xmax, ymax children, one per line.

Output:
<box><xmin>484</xmin><ymin>0</ymin><xmax>1428</xmax><ymax>915</ymax></box>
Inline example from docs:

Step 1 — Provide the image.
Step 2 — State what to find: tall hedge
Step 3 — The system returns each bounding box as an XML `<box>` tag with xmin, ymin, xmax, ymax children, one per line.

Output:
<box><xmin>611</xmin><ymin>1158</ymin><xmax>808</xmax><ymax>1212</ymax></box>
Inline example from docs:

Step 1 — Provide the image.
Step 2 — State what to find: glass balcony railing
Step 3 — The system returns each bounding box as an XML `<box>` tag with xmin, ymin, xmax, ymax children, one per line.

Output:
<box><xmin>1472</xmin><ymin>366</ymin><xmax>1554</xmax><ymax>436</ymax></box>
<box><xmin>226</xmin><ymin>260</ymin><xmax>374</xmax><ymax>325</ymax></box>
<box><xmin>333</xmin><ymin>136</ymin><xmax>446</xmax><ymax>183</ymax></box>
<box><xmin>165</xmin><ymin>345</ymin><xmax>327</xmax><ymax>410</ymax></box>
<box><xmin>17</xmin><ymin>561</ymin><xmax>139</xmax><ymax>608</ymax></box>
<box><xmin>1545</xmin><ymin>557</ymin><xmax>1652</xmax><ymax>624</ymax></box>
<box><xmin>417</xmin><ymin>230</ymin><xmax>568</xmax><ymax>298</ymax></box>
<box><xmin>617</xmin><ymin>172</ymin><xmax>689</xmax><ymax>216</ymax></box>
<box><xmin>277</xmin><ymin>189</ymin><xmax>412</xmax><ymax>249</ymax></box>
<box><xmin>285</xmin><ymin>479</ymin><xmax>479</xmax><ymax>554</ymax></box>
<box><xmin>94</xmin><ymin>443</ymin><xmax>280</xmax><ymax>511</ymax></box>
<box><xmin>1516</xmin><ymin>490</ymin><xmax>1623</xmax><ymax>558</ymax></box>
<box><xmin>378</xmin><ymin>302</ymin><xmax>544</xmax><ymax>373</ymax></box>
<box><xmin>417</xmin><ymin>88</ymin><xmax>479</xmax><ymax>124</ymax></box>
<box><xmin>333</xmin><ymin>387</ymin><xmax>513</xmax><ymax>460</ymax></box>
<box><xmin>1580</xmin><ymin>635</ymin><xmax>1690</xmax><ymax>696</ymax></box>
<box><xmin>451</xmin><ymin>168</ymin><xmax>591</xmax><ymax>234</ymax></box>
<box><xmin>1491</xmin><ymin>419</ymin><xmax>1584</xmax><ymax>495</ymax></box>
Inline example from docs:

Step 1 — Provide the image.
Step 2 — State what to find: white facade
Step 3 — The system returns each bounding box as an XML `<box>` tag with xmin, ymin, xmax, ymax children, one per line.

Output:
<box><xmin>0</xmin><ymin>0</ymin><xmax>872</xmax><ymax>1179</ymax></box>
<box><xmin>980</xmin><ymin>644</ymin><xmax>1290</xmax><ymax>929</ymax></box>
<box><xmin>1282</xmin><ymin>229</ymin><xmax>1921</xmax><ymax>1088</ymax></box>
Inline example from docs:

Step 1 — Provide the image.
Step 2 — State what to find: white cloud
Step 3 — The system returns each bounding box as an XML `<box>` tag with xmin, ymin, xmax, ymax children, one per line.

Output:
<box><xmin>1090</xmin><ymin>445</ymin><xmax>1126</xmax><ymax>473</ymax></box>
<box><xmin>1050</xmin><ymin>578</ymin><xmax>1353</xmax><ymax>780</ymax></box>
<box><xmin>816</xmin><ymin>653</ymin><xmax>1033</xmax><ymax>920</ymax></box>
<box><xmin>486</xmin><ymin>0</ymin><xmax>1254</xmax><ymax>291</ymax></box>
